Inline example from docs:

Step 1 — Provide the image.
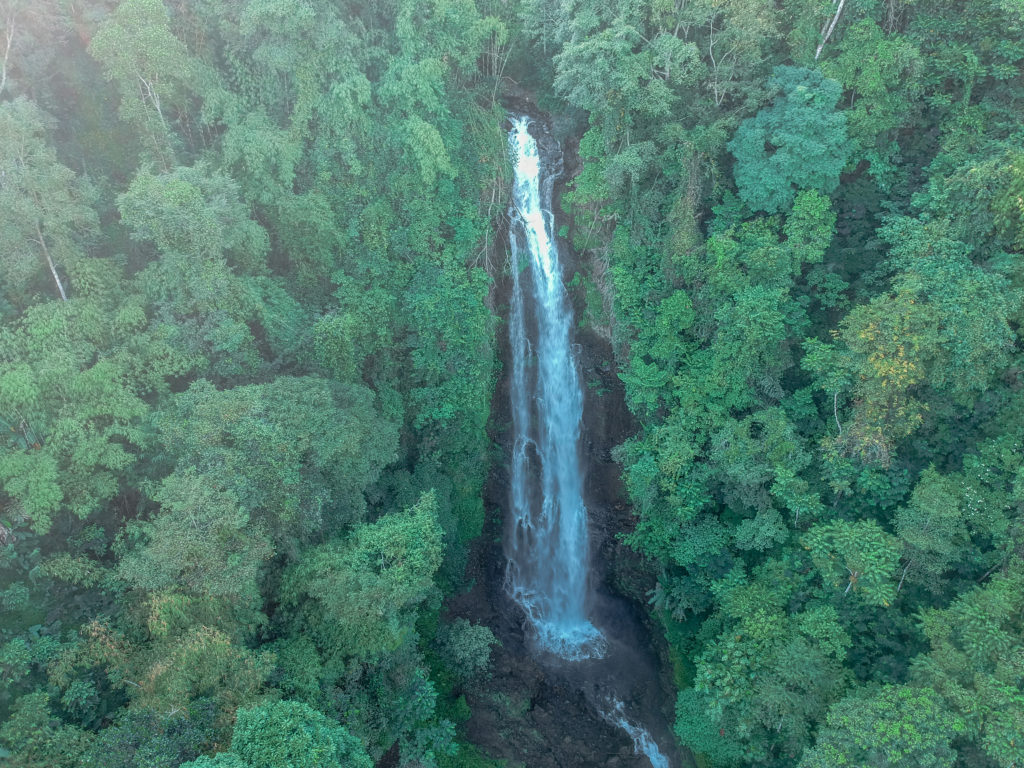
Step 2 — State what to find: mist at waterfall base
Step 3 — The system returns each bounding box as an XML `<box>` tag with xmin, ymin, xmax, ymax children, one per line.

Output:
<box><xmin>502</xmin><ymin>115</ymin><xmax>673</xmax><ymax>768</ymax></box>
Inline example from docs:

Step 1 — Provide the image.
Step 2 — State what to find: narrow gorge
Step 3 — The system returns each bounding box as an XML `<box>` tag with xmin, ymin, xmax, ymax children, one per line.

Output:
<box><xmin>446</xmin><ymin>110</ymin><xmax>686</xmax><ymax>768</ymax></box>
<box><xmin>502</xmin><ymin>111</ymin><xmax>676</xmax><ymax>768</ymax></box>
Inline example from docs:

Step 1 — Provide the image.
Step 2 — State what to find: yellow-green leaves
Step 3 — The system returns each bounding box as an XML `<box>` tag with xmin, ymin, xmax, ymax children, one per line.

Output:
<box><xmin>804</xmin><ymin>216</ymin><xmax>1019</xmax><ymax>466</ymax></box>
<box><xmin>118</xmin><ymin>469</ymin><xmax>274</xmax><ymax>608</ymax></box>
<box><xmin>404</xmin><ymin>115</ymin><xmax>457</xmax><ymax>187</ymax></box>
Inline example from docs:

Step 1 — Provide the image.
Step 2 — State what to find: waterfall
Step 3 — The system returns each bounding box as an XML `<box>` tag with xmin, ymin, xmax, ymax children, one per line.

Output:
<box><xmin>503</xmin><ymin>114</ymin><xmax>672</xmax><ymax>768</ymax></box>
<box><xmin>504</xmin><ymin>115</ymin><xmax>604</xmax><ymax>661</ymax></box>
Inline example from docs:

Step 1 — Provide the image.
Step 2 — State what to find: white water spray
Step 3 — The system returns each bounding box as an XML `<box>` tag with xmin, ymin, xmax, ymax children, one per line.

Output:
<box><xmin>505</xmin><ymin>116</ymin><xmax>604</xmax><ymax>661</ymax></box>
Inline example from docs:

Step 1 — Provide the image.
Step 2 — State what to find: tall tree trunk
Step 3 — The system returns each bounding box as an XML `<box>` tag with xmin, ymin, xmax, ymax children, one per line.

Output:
<box><xmin>815</xmin><ymin>0</ymin><xmax>847</xmax><ymax>61</ymax></box>
<box><xmin>35</xmin><ymin>222</ymin><xmax>68</xmax><ymax>301</ymax></box>
<box><xmin>0</xmin><ymin>16</ymin><xmax>14</xmax><ymax>97</ymax></box>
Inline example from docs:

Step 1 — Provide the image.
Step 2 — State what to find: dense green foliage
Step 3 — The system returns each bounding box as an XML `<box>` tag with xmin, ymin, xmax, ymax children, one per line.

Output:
<box><xmin>2</xmin><ymin>0</ymin><xmax>1023</xmax><ymax>766</ymax></box>
<box><xmin>525</xmin><ymin>0</ymin><xmax>1024</xmax><ymax>765</ymax></box>
<box><xmin>1</xmin><ymin>1</ymin><xmax>504</xmax><ymax>765</ymax></box>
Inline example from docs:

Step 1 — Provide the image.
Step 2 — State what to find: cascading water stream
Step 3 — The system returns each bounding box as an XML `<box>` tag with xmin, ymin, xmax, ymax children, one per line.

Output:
<box><xmin>599</xmin><ymin>699</ymin><xmax>670</xmax><ymax>768</ymax></box>
<box><xmin>503</xmin><ymin>115</ymin><xmax>673</xmax><ymax>767</ymax></box>
<box><xmin>505</xmin><ymin>115</ymin><xmax>604</xmax><ymax>661</ymax></box>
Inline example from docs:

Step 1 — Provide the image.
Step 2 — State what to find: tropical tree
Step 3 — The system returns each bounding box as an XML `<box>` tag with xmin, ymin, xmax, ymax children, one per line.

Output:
<box><xmin>728</xmin><ymin>66</ymin><xmax>850</xmax><ymax>213</ymax></box>
<box><xmin>181</xmin><ymin>700</ymin><xmax>372</xmax><ymax>768</ymax></box>
<box><xmin>0</xmin><ymin>98</ymin><xmax>97</xmax><ymax>309</ymax></box>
